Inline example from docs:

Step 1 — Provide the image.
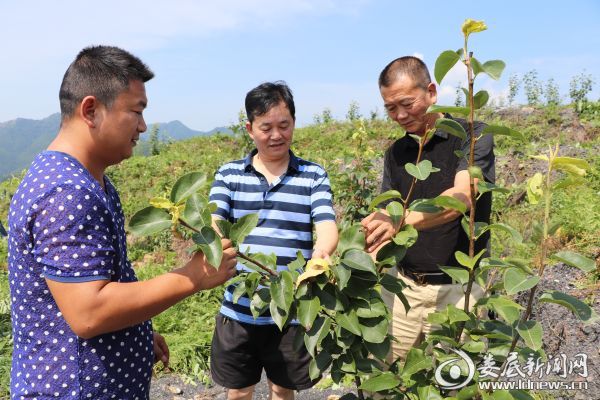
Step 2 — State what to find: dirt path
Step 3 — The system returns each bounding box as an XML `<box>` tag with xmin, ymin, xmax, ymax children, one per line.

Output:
<box><xmin>150</xmin><ymin>372</ymin><xmax>353</xmax><ymax>400</ymax></box>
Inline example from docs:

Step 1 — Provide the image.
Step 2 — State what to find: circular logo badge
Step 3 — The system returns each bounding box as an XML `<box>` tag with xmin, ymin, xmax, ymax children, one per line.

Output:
<box><xmin>434</xmin><ymin>348</ymin><xmax>475</xmax><ymax>390</ymax></box>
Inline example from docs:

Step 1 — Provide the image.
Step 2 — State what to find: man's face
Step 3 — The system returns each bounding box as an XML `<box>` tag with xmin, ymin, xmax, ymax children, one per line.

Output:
<box><xmin>246</xmin><ymin>101</ymin><xmax>294</xmax><ymax>162</ymax></box>
<box><xmin>380</xmin><ymin>74</ymin><xmax>437</xmax><ymax>136</ymax></box>
<box><xmin>95</xmin><ymin>79</ymin><xmax>148</xmax><ymax>165</ymax></box>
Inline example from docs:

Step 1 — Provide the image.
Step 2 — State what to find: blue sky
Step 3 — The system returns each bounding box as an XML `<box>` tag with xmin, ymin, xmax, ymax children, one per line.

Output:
<box><xmin>1</xmin><ymin>0</ymin><xmax>599</xmax><ymax>131</ymax></box>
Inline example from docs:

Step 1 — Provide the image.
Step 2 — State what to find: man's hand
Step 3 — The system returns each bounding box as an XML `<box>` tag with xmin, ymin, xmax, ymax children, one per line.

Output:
<box><xmin>189</xmin><ymin>238</ymin><xmax>237</xmax><ymax>290</ymax></box>
<box><xmin>311</xmin><ymin>248</ymin><xmax>330</xmax><ymax>260</ymax></box>
<box><xmin>153</xmin><ymin>332</ymin><xmax>169</xmax><ymax>367</ymax></box>
<box><xmin>361</xmin><ymin>211</ymin><xmax>398</xmax><ymax>253</ymax></box>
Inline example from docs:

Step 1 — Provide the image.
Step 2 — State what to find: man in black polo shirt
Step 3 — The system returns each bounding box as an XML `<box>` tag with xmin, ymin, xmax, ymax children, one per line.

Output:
<box><xmin>361</xmin><ymin>56</ymin><xmax>494</xmax><ymax>361</ymax></box>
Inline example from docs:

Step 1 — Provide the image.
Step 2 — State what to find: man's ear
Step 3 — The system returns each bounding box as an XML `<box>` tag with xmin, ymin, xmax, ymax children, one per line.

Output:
<box><xmin>427</xmin><ymin>82</ymin><xmax>438</xmax><ymax>104</ymax></box>
<box><xmin>245</xmin><ymin>121</ymin><xmax>254</xmax><ymax>139</ymax></box>
<box><xmin>79</xmin><ymin>96</ymin><xmax>99</xmax><ymax>128</ymax></box>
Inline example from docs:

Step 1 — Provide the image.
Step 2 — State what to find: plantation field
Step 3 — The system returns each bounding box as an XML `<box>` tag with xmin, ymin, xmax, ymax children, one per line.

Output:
<box><xmin>0</xmin><ymin>104</ymin><xmax>598</xmax><ymax>398</ymax></box>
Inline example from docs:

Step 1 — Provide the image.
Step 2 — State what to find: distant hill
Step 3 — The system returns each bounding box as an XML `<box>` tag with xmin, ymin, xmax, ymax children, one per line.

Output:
<box><xmin>0</xmin><ymin>113</ymin><xmax>232</xmax><ymax>179</ymax></box>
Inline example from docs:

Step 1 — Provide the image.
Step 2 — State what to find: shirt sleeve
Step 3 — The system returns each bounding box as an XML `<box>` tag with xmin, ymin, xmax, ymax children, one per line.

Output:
<box><xmin>209</xmin><ymin>167</ymin><xmax>232</xmax><ymax>220</ymax></box>
<box><xmin>456</xmin><ymin>121</ymin><xmax>495</xmax><ymax>183</ymax></box>
<box><xmin>30</xmin><ymin>185</ymin><xmax>116</xmax><ymax>282</ymax></box>
<box><xmin>310</xmin><ymin>168</ymin><xmax>336</xmax><ymax>224</ymax></box>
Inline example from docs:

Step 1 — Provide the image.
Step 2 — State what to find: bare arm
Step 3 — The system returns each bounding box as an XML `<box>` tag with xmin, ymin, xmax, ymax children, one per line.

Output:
<box><xmin>46</xmin><ymin>240</ymin><xmax>237</xmax><ymax>339</ymax></box>
<box><xmin>362</xmin><ymin>170</ymin><xmax>476</xmax><ymax>253</ymax></box>
<box><xmin>312</xmin><ymin>220</ymin><xmax>338</xmax><ymax>259</ymax></box>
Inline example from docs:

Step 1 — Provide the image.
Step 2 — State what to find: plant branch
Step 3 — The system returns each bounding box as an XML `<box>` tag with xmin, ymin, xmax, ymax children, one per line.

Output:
<box><xmin>495</xmin><ymin>150</ymin><xmax>555</xmax><ymax>377</ymax></box>
<box><xmin>178</xmin><ymin>218</ymin><xmax>278</xmax><ymax>276</ymax></box>
<box><xmin>456</xmin><ymin>49</ymin><xmax>479</xmax><ymax>342</ymax></box>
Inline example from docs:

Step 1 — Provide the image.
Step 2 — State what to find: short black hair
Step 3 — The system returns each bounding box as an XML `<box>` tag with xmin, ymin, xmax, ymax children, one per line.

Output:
<box><xmin>245</xmin><ymin>81</ymin><xmax>295</xmax><ymax>123</ymax></box>
<box><xmin>378</xmin><ymin>56</ymin><xmax>431</xmax><ymax>90</ymax></box>
<box><xmin>59</xmin><ymin>45</ymin><xmax>154</xmax><ymax>122</ymax></box>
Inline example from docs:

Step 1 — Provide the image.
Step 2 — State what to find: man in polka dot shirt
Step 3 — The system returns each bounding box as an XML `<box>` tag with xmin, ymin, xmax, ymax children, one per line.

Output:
<box><xmin>7</xmin><ymin>46</ymin><xmax>237</xmax><ymax>399</ymax></box>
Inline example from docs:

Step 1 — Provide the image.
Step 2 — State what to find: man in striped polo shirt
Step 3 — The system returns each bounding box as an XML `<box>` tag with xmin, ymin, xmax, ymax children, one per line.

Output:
<box><xmin>209</xmin><ymin>81</ymin><xmax>338</xmax><ymax>400</ymax></box>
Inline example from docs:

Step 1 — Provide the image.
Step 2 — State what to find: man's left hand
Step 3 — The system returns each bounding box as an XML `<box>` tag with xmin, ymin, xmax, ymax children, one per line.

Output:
<box><xmin>153</xmin><ymin>332</ymin><xmax>170</xmax><ymax>367</ymax></box>
<box><xmin>361</xmin><ymin>211</ymin><xmax>398</xmax><ymax>253</ymax></box>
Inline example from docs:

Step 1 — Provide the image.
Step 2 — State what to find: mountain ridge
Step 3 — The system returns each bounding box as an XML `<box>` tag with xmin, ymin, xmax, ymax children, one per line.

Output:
<box><xmin>0</xmin><ymin>113</ymin><xmax>232</xmax><ymax>179</ymax></box>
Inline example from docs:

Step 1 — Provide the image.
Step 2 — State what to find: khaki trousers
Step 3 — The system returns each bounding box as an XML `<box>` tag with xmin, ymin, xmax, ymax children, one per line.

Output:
<box><xmin>381</xmin><ymin>268</ymin><xmax>484</xmax><ymax>363</ymax></box>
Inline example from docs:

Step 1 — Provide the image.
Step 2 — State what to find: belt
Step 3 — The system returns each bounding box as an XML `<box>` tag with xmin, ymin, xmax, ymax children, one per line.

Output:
<box><xmin>399</xmin><ymin>268</ymin><xmax>453</xmax><ymax>285</ymax></box>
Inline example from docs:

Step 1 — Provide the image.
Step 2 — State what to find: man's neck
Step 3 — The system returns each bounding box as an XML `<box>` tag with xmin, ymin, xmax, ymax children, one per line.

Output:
<box><xmin>47</xmin><ymin>129</ymin><xmax>107</xmax><ymax>189</ymax></box>
<box><xmin>252</xmin><ymin>152</ymin><xmax>290</xmax><ymax>184</ymax></box>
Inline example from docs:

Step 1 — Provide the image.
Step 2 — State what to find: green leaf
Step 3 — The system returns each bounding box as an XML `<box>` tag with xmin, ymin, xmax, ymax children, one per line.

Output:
<box><xmin>417</xmin><ymin>385</ymin><xmax>443</xmax><ymax>400</ymax></box>
<box><xmin>440</xmin><ymin>266</ymin><xmax>469</xmax><ymax>285</ymax></box>
<box><xmin>392</xmin><ymin>224</ymin><xmax>418</xmax><ymax>247</ymax></box>
<box><xmin>427</xmin><ymin>105</ymin><xmax>470</xmax><ymax>116</ymax></box>
<box><xmin>338</xmin><ymin>225</ymin><xmax>366</xmax><ymax>255</ymax></box>
<box><xmin>230</xmin><ymin>213</ymin><xmax>259</xmax><ymax>245</ymax></box>
<box><xmin>304</xmin><ymin>316</ymin><xmax>332</xmax><ymax>357</ymax></box>
<box><xmin>331</xmin><ymin>263</ymin><xmax>352</xmax><ymax>290</ymax></box>
<box><xmin>359</xmin><ymin>316</ymin><xmax>388</xmax><ymax>343</ymax></box>
<box><xmin>481</xmin><ymin>60</ymin><xmax>506</xmax><ymax>80</ymax></box>
<box><xmin>471</xmin><ymin>57</ymin><xmax>484</xmax><ymax>76</ymax></box>
<box><xmin>232</xmin><ymin>280</ymin><xmax>247</xmax><ymax>304</ymax></box>
<box><xmin>478</xmin><ymin>223</ymin><xmax>523</xmax><ymax>243</ymax></box>
<box><xmin>481</xmin><ymin>124</ymin><xmax>524</xmax><ymax>140</ymax></box>
<box><xmin>427</xmin><ymin>310</ymin><xmax>448</xmax><ymax>325</ymax></box>
<box><xmin>454</xmin><ymin>249</ymin><xmax>486</xmax><ymax>270</ymax></box>
<box><xmin>341</xmin><ymin>249</ymin><xmax>377</xmax><ymax>275</ymax></box>
<box><xmin>434</xmin><ymin>50</ymin><xmax>461</xmax><ymax>84</ymax></box>
<box><xmin>183</xmin><ymin>193</ymin><xmax>210</xmax><ymax>230</ymax></box>
<box><xmin>270</xmin><ymin>300</ymin><xmax>288</xmax><ymax>331</ymax></box>
<box><xmin>376</xmin><ymin>241</ymin><xmax>407</xmax><ymax>268</ymax></box>
<box><xmin>364</xmin><ymin>337</ymin><xmax>391</xmax><ymax>360</ymax></box>
<box><xmin>308</xmin><ymin>350</ymin><xmax>332</xmax><ymax>381</ymax></box>
<box><xmin>462</xmin><ymin>340</ymin><xmax>486</xmax><ymax>353</ymax></box>
<box><xmin>552</xmin><ymin>157</ymin><xmax>590</xmax><ymax>176</ymax></box>
<box><xmin>469</xmin><ymin>166</ymin><xmax>484</xmax><ymax>180</ymax></box>
<box><xmin>435</xmin><ymin>118</ymin><xmax>467</xmax><ymax>140</ymax></box>
<box><xmin>369</xmin><ymin>190</ymin><xmax>403</xmax><ymax>209</ymax></box>
<box><xmin>401</xmin><ymin>348</ymin><xmax>433</xmax><ymax>378</ymax></box>
<box><xmin>409</xmin><ymin>198</ymin><xmax>443</xmax><ymax>213</ymax></box>
<box><xmin>539</xmin><ymin>290</ymin><xmax>598</xmax><ymax>322</ymax></box>
<box><xmin>476</xmin><ymin>295</ymin><xmax>523</xmax><ymax>324</ymax></box>
<box><xmin>552</xmin><ymin>251</ymin><xmax>596</xmax><ymax>273</ymax></box>
<box><xmin>503</xmin><ymin>268</ymin><xmax>540</xmax><ymax>295</ymax></box>
<box><xmin>380</xmin><ymin>274</ymin><xmax>410</xmax><ymax>313</ymax></box>
<box><xmin>170</xmin><ymin>172</ymin><xmax>207</xmax><ymax>204</ymax></box>
<box><xmin>355</xmin><ymin>295</ymin><xmax>387</xmax><ymax>319</ymax></box>
<box><xmin>477</xmin><ymin>181</ymin><xmax>510</xmax><ymax>195</ymax></box>
<box><xmin>447</xmin><ymin>304</ymin><xmax>470</xmax><ymax>324</ymax></box>
<box><xmin>553</xmin><ymin>176</ymin><xmax>586</xmax><ymax>190</ymax></box>
<box><xmin>337</xmin><ymin>311</ymin><xmax>362</xmax><ymax>335</ymax></box>
<box><xmin>432</xmin><ymin>195</ymin><xmax>467</xmax><ymax>214</ymax></box>
<box><xmin>129</xmin><ymin>206</ymin><xmax>172</xmax><ymax>236</ymax></box>
<box><xmin>297</xmin><ymin>297</ymin><xmax>321</xmax><ymax>330</ymax></box>
<box><xmin>215</xmin><ymin>219</ymin><xmax>232</xmax><ymax>238</ymax></box>
<box><xmin>473</xmin><ymin>90</ymin><xmax>489</xmax><ymax>109</ymax></box>
<box><xmin>270</xmin><ymin>270</ymin><xmax>294</xmax><ymax>312</ymax></box>
<box><xmin>386</xmin><ymin>201</ymin><xmax>403</xmax><ymax>227</ymax></box>
<box><xmin>192</xmin><ymin>226</ymin><xmax>223</xmax><ymax>268</ymax></box>
<box><xmin>405</xmin><ymin>159</ymin><xmax>440</xmax><ymax>181</ymax></box>
<box><xmin>516</xmin><ymin>320</ymin><xmax>543</xmax><ymax>350</ymax></box>
<box><xmin>359</xmin><ymin>371</ymin><xmax>401</xmax><ymax>392</ymax></box>
<box><xmin>250</xmin><ymin>288</ymin><xmax>270</xmax><ymax>319</ymax></box>
<box><xmin>526</xmin><ymin>173</ymin><xmax>544</xmax><ymax>205</ymax></box>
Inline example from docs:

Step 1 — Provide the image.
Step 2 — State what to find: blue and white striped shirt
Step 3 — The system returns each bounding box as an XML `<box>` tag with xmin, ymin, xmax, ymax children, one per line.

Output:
<box><xmin>209</xmin><ymin>149</ymin><xmax>336</xmax><ymax>324</ymax></box>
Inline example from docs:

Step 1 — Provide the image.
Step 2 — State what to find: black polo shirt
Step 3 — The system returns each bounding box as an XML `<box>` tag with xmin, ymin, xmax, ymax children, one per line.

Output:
<box><xmin>381</xmin><ymin>115</ymin><xmax>495</xmax><ymax>273</ymax></box>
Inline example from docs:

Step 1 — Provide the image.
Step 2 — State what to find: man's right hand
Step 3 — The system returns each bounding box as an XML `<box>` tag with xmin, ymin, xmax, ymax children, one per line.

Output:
<box><xmin>189</xmin><ymin>238</ymin><xmax>237</xmax><ymax>290</ymax></box>
<box><xmin>361</xmin><ymin>211</ymin><xmax>398</xmax><ymax>253</ymax></box>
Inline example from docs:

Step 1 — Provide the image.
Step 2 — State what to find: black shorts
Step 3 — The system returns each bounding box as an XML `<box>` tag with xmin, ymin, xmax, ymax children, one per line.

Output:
<box><xmin>210</xmin><ymin>313</ymin><xmax>318</xmax><ymax>390</ymax></box>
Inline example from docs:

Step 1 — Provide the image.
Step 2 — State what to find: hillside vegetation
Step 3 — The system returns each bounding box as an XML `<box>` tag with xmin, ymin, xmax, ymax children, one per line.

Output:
<box><xmin>0</xmin><ymin>104</ymin><xmax>599</xmax><ymax>397</ymax></box>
